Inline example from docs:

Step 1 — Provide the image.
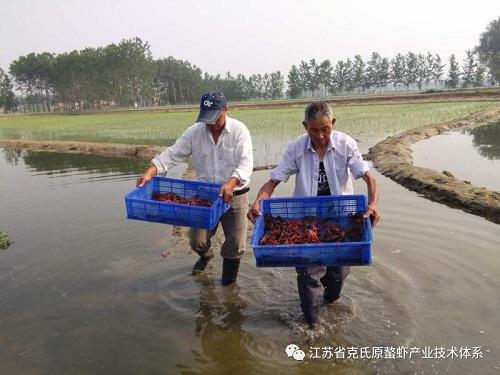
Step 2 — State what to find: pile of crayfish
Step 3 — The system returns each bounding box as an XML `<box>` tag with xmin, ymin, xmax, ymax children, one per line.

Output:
<box><xmin>153</xmin><ymin>192</ymin><xmax>212</xmax><ymax>207</ymax></box>
<box><xmin>260</xmin><ymin>213</ymin><xmax>364</xmax><ymax>245</ymax></box>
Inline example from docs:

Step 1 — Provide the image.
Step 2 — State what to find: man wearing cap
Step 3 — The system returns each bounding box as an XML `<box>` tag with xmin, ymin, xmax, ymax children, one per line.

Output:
<box><xmin>137</xmin><ymin>91</ymin><xmax>253</xmax><ymax>285</ymax></box>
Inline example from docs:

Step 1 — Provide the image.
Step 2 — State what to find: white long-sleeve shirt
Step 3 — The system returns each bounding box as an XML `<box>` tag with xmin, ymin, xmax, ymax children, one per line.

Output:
<box><xmin>151</xmin><ymin>116</ymin><xmax>253</xmax><ymax>190</ymax></box>
<box><xmin>270</xmin><ymin>131</ymin><xmax>369</xmax><ymax>197</ymax></box>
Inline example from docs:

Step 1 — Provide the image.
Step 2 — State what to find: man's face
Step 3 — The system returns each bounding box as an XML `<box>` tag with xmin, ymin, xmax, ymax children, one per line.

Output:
<box><xmin>304</xmin><ymin>115</ymin><xmax>335</xmax><ymax>148</ymax></box>
<box><xmin>206</xmin><ymin>109</ymin><xmax>227</xmax><ymax>133</ymax></box>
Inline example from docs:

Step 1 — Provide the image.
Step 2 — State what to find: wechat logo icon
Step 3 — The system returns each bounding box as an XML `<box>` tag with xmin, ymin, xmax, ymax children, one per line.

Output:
<box><xmin>286</xmin><ymin>343</ymin><xmax>305</xmax><ymax>361</ymax></box>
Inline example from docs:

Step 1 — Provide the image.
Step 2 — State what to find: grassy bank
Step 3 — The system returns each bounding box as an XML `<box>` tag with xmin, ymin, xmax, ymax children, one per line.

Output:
<box><xmin>0</xmin><ymin>101</ymin><xmax>499</xmax><ymax>146</ymax></box>
<box><xmin>0</xmin><ymin>229</ymin><xmax>10</xmax><ymax>250</ymax></box>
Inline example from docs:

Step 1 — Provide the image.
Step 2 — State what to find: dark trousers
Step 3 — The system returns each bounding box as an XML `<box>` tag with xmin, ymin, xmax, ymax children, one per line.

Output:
<box><xmin>296</xmin><ymin>266</ymin><xmax>350</xmax><ymax>322</ymax></box>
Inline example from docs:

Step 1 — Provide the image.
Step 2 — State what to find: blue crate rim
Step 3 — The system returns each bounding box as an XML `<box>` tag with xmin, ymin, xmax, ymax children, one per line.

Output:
<box><xmin>124</xmin><ymin>176</ymin><xmax>224</xmax><ymax>209</ymax></box>
<box><xmin>152</xmin><ymin>175</ymin><xmax>223</xmax><ymax>189</ymax></box>
<box><xmin>251</xmin><ymin>194</ymin><xmax>373</xmax><ymax>249</ymax></box>
<box><xmin>259</xmin><ymin>194</ymin><xmax>367</xmax><ymax>204</ymax></box>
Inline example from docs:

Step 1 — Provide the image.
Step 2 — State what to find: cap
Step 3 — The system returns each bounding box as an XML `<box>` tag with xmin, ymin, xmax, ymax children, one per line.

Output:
<box><xmin>197</xmin><ymin>91</ymin><xmax>227</xmax><ymax>124</ymax></box>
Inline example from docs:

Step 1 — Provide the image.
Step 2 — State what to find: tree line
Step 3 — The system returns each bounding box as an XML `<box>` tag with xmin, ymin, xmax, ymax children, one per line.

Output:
<box><xmin>0</xmin><ymin>16</ymin><xmax>498</xmax><ymax>113</ymax></box>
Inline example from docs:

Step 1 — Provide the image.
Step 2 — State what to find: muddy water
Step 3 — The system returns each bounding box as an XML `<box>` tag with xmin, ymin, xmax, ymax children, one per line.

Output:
<box><xmin>0</xmin><ymin>146</ymin><xmax>499</xmax><ymax>375</ymax></box>
<box><xmin>413</xmin><ymin>121</ymin><xmax>500</xmax><ymax>191</ymax></box>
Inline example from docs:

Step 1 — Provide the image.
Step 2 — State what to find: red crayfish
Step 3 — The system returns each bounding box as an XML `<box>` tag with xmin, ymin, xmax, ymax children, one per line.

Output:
<box><xmin>153</xmin><ymin>192</ymin><xmax>212</xmax><ymax>207</ymax></box>
<box><xmin>260</xmin><ymin>213</ymin><xmax>365</xmax><ymax>245</ymax></box>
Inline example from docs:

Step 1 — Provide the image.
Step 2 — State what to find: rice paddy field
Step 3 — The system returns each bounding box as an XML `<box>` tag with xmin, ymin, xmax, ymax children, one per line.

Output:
<box><xmin>1</xmin><ymin>101</ymin><xmax>498</xmax><ymax>147</ymax></box>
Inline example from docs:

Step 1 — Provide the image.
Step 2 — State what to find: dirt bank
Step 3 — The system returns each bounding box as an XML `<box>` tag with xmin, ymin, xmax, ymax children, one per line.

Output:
<box><xmin>0</xmin><ymin>139</ymin><xmax>163</xmax><ymax>160</ymax></box>
<box><xmin>367</xmin><ymin>106</ymin><xmax>500</xmax><ymax>224</ymax></box>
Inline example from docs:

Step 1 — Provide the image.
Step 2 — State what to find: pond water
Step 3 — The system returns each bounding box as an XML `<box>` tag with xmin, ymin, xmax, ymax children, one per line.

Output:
<box><xmin>413</xmin><ymin>121</ymin><xmax>500</xmax><ymax>191</ymax></box>
<box><xmin>1</xmin><ymin>144</ymin><xmax>499</xmax><ymax>374</ymax></box>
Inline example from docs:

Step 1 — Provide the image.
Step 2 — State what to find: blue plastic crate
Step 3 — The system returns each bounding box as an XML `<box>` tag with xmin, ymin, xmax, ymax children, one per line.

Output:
<box><xmin>250</xmin><ymin>195</ymin><xmax>372</xmax><ymax>267</ymax></box>
<box><xmin>125</xmin><ymin>177</ymin><xmax>229</xmax><ymax>230</ymax></box>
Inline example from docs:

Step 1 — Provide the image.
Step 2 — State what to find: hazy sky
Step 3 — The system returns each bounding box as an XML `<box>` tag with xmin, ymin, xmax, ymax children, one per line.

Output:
<box><xmin>1</xmin><ymin>0</ymin><xmax>499</xmax><ymax>76</ymax></box>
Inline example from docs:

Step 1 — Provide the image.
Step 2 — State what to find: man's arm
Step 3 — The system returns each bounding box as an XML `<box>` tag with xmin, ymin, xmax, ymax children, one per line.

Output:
<box><xmin>136</xmin><ymin>127</ymin><xmax>194</xmax><ymax>187</ymax></box>
<box><xmin>219</xmin><ymin>177</ymin><xmax>240</xmax><ymax>203</ymax></box>
<box><xmin>136</xmin><ymin>164</ymin><xmax>158</xmax><ymax>187</ymax></box>
<box><xmin>230</xmin><ymin>127</ymin><xmax>253</xmax><ymax>188</ymax></box>
<box><xmin>361</xmin><ymin>171</ymin><xmax>380</xmax><ymax>227</ymax></box>
<box><xmin>247</xmin><ymin>179</ymin><xmax>281</xmax><ymax>223</ymax></box>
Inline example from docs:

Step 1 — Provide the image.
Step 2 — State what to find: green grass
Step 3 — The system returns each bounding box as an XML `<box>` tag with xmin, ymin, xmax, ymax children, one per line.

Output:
<box><xmin>0</xmin><ymin>101</ymin><xmax>498</xmax><ymax>146</ymax></box>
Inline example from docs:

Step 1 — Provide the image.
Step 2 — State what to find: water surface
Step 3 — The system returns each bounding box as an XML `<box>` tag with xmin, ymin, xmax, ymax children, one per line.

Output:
<box><xmin>0</xmin><ymin>147</ymin><xmax>499</xmax><ymax>374</ymax></box>
<box><xmin>413</xmin><ymin>121</ymin><xmax>500</xmax><ymax>191</ymax></box>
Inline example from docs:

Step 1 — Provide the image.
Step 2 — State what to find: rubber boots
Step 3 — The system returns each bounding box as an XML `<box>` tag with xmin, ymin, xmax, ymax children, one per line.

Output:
<box><xmin>221</xmin><ymin>258</ymin><xmax>240</xmax><ymax>285</ymax></box>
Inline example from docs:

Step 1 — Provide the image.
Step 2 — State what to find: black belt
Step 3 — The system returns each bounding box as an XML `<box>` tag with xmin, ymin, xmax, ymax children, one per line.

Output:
<box><xmin>233</xmin><ymin>187</ymin><xmax>250</xmax><ymax>196</ymax></box>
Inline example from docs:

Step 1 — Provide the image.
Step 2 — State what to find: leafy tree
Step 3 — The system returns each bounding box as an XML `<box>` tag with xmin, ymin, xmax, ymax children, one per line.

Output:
<box><xmin>298</xmin><ymin>60</ymin><xmax>312</xmax><ymax>95</ymax></box>
<box><xmin>154</xmin><ymin>57</ymin><xmax>203</xmax><ymax>105</ymax></box>
<box><xmin>332</xmin><ymin>59</ymin><xmax>353</xmax><ymax>93</ymax></box>
<box><xmin>9</xmin><ymin>52</ymin><xmax>54</xmax><ymax>111</ymax></box>
<box><xmin>462</xmin><ymin>50</ymin><xmax>476</xmax><ymax>88</ymax></box>
<box><xmin>318</xmin><ymin>59</ymin><xmax>333</xmax><ymax>95</ymax></box>
<box><xmin>267</xmin><ymin>71</ymin><xmax>284</xmax><ymax>99</ymax></box>
<box><xmin>287</xmin><ymin>65</ymin><xmax>302</xmax><ymax>98</ymax></box>
<box><xmin>403</xmin><ymin>52</ymin><xmax>418</xmax><ymax>89</ymax></box>
<box><xmin>445</xmin><ymin>54</ymin><xmax>460</xmax><ymax>88</ymax></box>
<box><xmin>432</xmin><ymin>54</ymin><xmax>445</xmax><ymax>88</ymax></box>
<box><xmin>475</xmin><ymin>16</ymin><xmax>500</xmax><ymax>84</ymax></box>
<box><xmin>473</xmin><ymin>60</ymin><xmax>486</xmax><ymax>87</ymax></box>
<box><xmin>304</xmin><ymin>59</ymin><xmax>322</xmax><ymax>96</ymax></box>
<box><xmin>390</xmin><ymin>53</ymin><xmax>406</xmax><ymax>89</ymax></box>
<box><xmin>0</xmin><ymin>68</ymin><xmax>16</xmax><ymax>112</ymax></box>
<box><xmin>351</xmin><ymin>55</ymin><xmax>366</xmax><ymax>92</ymax></box>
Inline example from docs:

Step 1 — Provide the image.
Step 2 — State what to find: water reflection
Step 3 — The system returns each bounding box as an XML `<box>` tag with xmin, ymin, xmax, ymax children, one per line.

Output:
<box><xmin>177</xmin><ymin>277</ymin><xmax>255</xmax><ymax>374</ymax></box>
<box><xmin>2</xmin><ymin>148</ymin><xmax>148</xmax><ymax>177</ymax></box>
<box><xmin>466</xmin><ymin>121</ymin><xmax>500</xmax><ymax>160</ymax></box>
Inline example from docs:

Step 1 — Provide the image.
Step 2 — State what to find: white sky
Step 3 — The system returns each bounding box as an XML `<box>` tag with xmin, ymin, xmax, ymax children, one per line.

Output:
<box><xmin>1</xmin><ymin>0</ymin><xmax>499</xmax><ymax>76</ymax></box>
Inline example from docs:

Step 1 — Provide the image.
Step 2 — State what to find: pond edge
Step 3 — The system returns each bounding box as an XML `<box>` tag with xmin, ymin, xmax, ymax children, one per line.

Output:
<box><xmin>367</xmin><ymin>106</ymin><xmax>500</xmax><ymax>225</ymax></box>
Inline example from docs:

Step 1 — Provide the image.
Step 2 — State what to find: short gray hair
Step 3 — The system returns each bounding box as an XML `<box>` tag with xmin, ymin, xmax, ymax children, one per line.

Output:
<box><xmin>304</xmin><ymin>102</ymin><xmax>333</xmax><ymax>122</ymax></box>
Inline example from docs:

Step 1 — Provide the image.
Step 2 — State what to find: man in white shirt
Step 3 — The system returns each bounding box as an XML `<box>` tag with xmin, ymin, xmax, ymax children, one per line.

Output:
<box><xmin>137</xmin><ymin>91</ymin><xmax>253</xmax><ymax>285</ymax></box>
<box><xmin>247</xmin><ymin>102</ymin><xmax>380</xmax><ymax>327</ymax></box>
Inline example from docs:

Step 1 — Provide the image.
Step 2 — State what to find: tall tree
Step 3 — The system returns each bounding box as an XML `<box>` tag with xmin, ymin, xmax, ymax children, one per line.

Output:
<box><xmin>287</xmin><ymin>65</ymin><xmax>302</xmax><ymax>98</ymax></box>
<box><xmin>462</xmin><ymin>50</ymin><xmax>476</xmax><ymax>88</ymax></box>
<box><xmin>475</xmin><ymin>16</ymin><xmax>500</xmax><ymax>84</ymax></box>
<box><xmin>298</xmin><ymin>60</ymin><xmax>312</xmax><ymax>95</ymax></box>
<box><xmin>10</xmin><ymin>52</ymin><xmax>54</xmax><ymax>111</ymax></box>
<box><xmin>332</xmin><ymin>59</ymin><xmax>353</xmax><ymax>93</ymax></box>
<box><xmin>351</xmin><ymin>55</ymin><xmax>366</xmax><ymax>93</ymax></box>
<box><xmin>318</xmin><ymin>59</ymin><xmax>333</xmax><ymax>95</ymax></box>
<box><xmin>0</xmin><ymin>68</ymin><xmax>16</xmax><ymax>112</ymax></box>
<box><xmin>432</xmin><ymin>54</ymin><xmax>445</xmax><ymax>88</ymax></box>
<box><xmin>473</xmin><ymin>60</ymin><xmax>486</xmax><ymax>87</ymax></box>
<box><xmin>445</xmin><ymin>54</ymin><xmax>460</xmax><ymax>88</ymax></box>
<box><xmin>308</xmin><ymin>58</ymin><xmax>321</xmax><ymax>96</ymax></box>
<box><xmin>267</xmin><ymin>71</ymin><xmax>284</xmax><ymax>99</ymax></box>
<box><xmin>403</xmin><ymin>52</ymin><xmax>418</xmax><ymax>89</ymax></box>
<box><xmin>390</xmin><ymin>53</ymin><xmax>406</xmax><ymax>89</ymax></box>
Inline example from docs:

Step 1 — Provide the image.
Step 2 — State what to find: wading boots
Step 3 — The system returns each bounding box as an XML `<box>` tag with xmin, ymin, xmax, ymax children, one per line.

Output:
<box><xmin>221</xmin><ymin>258</ymin><xmax>240</xmax><ymax>285</ymax></box>
<box><xmin>192</xmin><ymin>255</ymin><xmax>213</xmax><ymax>275</ymax></box>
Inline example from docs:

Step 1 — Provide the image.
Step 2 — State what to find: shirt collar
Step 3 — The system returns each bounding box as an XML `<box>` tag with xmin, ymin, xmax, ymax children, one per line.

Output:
<box><xmin>306</xmin><ymin>133</ymin><xmax>335</xmax><ymax>152</ymax></box>
<box><xmin>203</xmin><ymin>117</ymin><xmax>231</xmax><ymax>135</ymax></box>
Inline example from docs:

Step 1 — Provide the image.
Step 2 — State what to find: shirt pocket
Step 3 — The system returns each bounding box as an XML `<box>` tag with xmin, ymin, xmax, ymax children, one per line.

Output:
<box><xmin>222</xmin><ymin>147</ymin><xmax>236</xmax><ymax>168</ymax></box>
<box><xmin>192</xmin><ymin>150</ymin><xmax>210</xmax><ymax>169</ymax></box>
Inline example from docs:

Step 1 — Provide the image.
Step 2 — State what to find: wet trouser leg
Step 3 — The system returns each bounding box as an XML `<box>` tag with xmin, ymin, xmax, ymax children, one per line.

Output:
<box><xmin>189</xmin><ymin>192</ymin><xmax>248</xmax><ymax>260</ymax></box>
<box><xmin>321</xmin><ymin>266</ymin><xmax>350</xmax><ymax>303</ymax></box>
<box><xmin>219</xmin><ymin>193</ymin><xmax>248</xmax><ymax>260</ymax></box>
<box><xmin>296</xmin><ymin>265</ymin><xmax>350</xmax><ymax>323</ymax></box>
<box><xmin>189</xmin><ymin>226</ymin><xmax>217</xmax><ymax>259</ymax></box>
<box><xmin>296</xmin><ymin>266</ymin><xmax>325</xmax><ymax>324</ymax></box>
